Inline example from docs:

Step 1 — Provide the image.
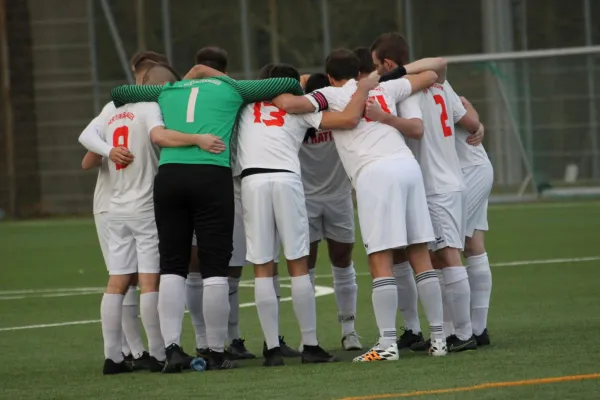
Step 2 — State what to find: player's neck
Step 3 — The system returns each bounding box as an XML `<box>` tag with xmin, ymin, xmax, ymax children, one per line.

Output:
<box><xmin>357</xmin><ymin>73</ymin><xmax>370</xmax><ymax>81</ymax></box>
<box><xmin>330</xmin><ymin>79</ymin><xmax>350</xmax><ymax>88</ymax></box>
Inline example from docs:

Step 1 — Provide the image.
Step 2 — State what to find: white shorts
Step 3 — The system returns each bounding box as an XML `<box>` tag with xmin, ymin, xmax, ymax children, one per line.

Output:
<box><xmin>242</xmin><ymin>172</ymin><xmax>309</xmax><ymax>264</ymax></box>
<box><xmin>107</xmin><ymin>214</ymin><xmax>159</xmax><ymax>275</ymax></box>
<box><xmin>463</xmin><ymin>162</ymin><xmax>494</xmax><ymax>237</ymax></box>
<box><xmin>427</xmin><ymin>191</ymin><xmax>467</xmax><ymax>252</ymax></box>
<box><xmin>356</xmin><ymin>157</ymin><xmax>434</xmax><ymax>255</ymax></box>
<box><xmin>94</xmin><ymin>212</ymin><xmax>110</xmax><ymax>270</ymax></box>
<box><xmin>191</xmin><ymin>177</ymin><xmax>250</xmax><ymax>266</ymax></box>
<box><xmin>306</xmin><ymin>193</ymin><xmax>355</xmax><ymax>244</ymax></box>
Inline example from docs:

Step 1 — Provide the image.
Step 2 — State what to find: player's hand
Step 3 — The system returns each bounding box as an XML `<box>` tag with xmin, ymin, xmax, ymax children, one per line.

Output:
<box><xmin>364</xmin><ymin>98</ymin><xmax>387</xmax><ymax>122</ymax></box>
<box><xmin>368</xmin><ymin>70</ymin><xmax>381</xmax><ymax>80</ymax></box>
<box><xmin>467</xmin><ymin>123</ymin><xmax>484</xmax><ymax>146</ymax></box>
<box><xmin>460</xmin><ymin>96</ymin><xmax>472</xmax><ymax>109</ymax></box>
<box><xmin>196</xmin><ymin>134</ymin><xmax>226</xmax><ymax>154</ymax></box>
<box><xmin>300</xmin><ymin>74</ymin><xmax>311</xmax><ymax>89</ymax></box>
<box><xmin>109</xmin><ymin>146</ymin><xmax>134</xmax><ymax>165</ymax></box>
<box><xmin>357</xmin><ymin>75</ymin><xmax>379</xmax><ymax>92</ymax></box>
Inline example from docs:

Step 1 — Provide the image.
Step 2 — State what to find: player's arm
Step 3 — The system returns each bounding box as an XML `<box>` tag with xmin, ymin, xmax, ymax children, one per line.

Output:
<box><xmin>183</xmin><ymin>64</ymin><xmax>226</xmax><ymax>80</ymax></box>
<box><xmin>81</xmin><ymin>151</ymin><xmax>103</xmax><ymax>170</ymax></box>
<box><xmin>318</xmin><ymin>76</ymin><xmax>379</xmax><ymax>130</ymax></box>
<box><xmin>272</xmin><ymin>93</ymin><xmax>319</xmax><ymax>114</ymax></box>
<box><xmin>150</xmin><ymin>127</ymin><xmax>226</xmax><ymax>154</ymax></box>
<box><xmin>230</xmin><ymin>77</ymin><xmax>305</xmax><ymax>103</ymax></box>
<box><xmin>110</xmin><ymin>85</ymin><xmax>163</xmax><ymax>107</ymax></box>
<box><xmin>405</xmin><ymin>58</ymin><xmax>447</xmax><ymax>83</ymax></box>
<box><xmin>458</xmin><ymin>95</ymin><xmax>481</xmax><ymax>133</ymax></box>
<box><xmin>366</xmin><ymin>94</ymin><xmax>424</xmax><ymax>139</ymax></box>
<box><xmin>78</xmin><ymin>112</ymin><xmax>134</xmax><ymax>166</ymax></box>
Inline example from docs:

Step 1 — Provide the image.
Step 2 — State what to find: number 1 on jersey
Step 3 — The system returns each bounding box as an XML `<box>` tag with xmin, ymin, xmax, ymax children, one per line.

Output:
<box><xmin>187</xmin><ymin>87</ymin><xmax>199</xmax><ymax>123</ymax></box>
<box><xmin>433</xmin><ymin>94</ymin><xmax>452</xmax><ymax>137</ymax></box>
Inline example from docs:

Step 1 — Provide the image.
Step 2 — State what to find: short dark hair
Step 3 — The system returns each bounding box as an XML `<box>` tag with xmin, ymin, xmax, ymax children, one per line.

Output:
<box><xmin>325</xmin><ymin>48</ymin><xmax>360</xmax><ymax>81</ymax></box>
<box><xmin>130</xmin><ymin>51</ymin><xmax>168</xmax><ymax>72</ymax></box>
<box><xmin>353</xmin><ymin>47</ymin><xmax>375</xmax><ymax>74</ymax></box>
<box><xmin>305</xmin><ymin>72</ymin><xmax>329</xmax><ymax>93</ymax></box>
<box><xmin>258</xmin><ymin>63</ymin><xmax>276</xmax><ymax>79</ymax></box>
<box><xmin>142</xmin><ymin>63</ymin><xmax>182</xmax><ymax>85</ymax></box>
<box><xmin>370</xmin><ymin>32</ymin><xmax>410</xmax><ymax>66</ymax></box>
<box><xmin>268</xmin><ymin>63</ymin><xmax>300</xmax><ymax>81</ymax></box>
<box><xmin>195</xmin><ymin>46</ymin><xmax>228</xmax><ymax>73</ymax></box>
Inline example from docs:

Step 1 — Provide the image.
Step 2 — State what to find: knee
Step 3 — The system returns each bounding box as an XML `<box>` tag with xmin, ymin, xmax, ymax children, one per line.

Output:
<box><xmin>106</xmin><ymin>274</ymin><xmax>133</xmax><ymax>294</ymax></box>
<box><xmin>329</xmin><ymin>243</ymin><xmax>353</xmax><ymax>268</ymax></box>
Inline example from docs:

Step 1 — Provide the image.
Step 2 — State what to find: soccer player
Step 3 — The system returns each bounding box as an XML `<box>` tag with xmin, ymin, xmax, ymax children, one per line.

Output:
<box><xmin>450</xmin><ymin>94</ymin><xmax>493</xmax><ymax>346</ymax></box>
<box><xmin>353</xmin><ymin>46</ymin><xmax>376</xmax><ymax>80</ymax></box>
<box><xmin>237</xmin><ymin>63</ymin><xmax>376</xmax><ymax>366</ymax></box>
<box><xmin>110</xmin><ymin>67</ymin><xmax>305</xmax><ymax>372</ymax></box>
<box><xmin>272</xmin><ymin>49</ymin><xmax>442</xmax><ymax>361</ymax></box>
<box><xmin>370</xmin><ymin>32</ymin><xmax>480</xmax><ymax>352</ymax></box>
<box><xmin>299</xmin><ymin>72</ymin><xmax>361</xmax><ymax>351</ymax></box>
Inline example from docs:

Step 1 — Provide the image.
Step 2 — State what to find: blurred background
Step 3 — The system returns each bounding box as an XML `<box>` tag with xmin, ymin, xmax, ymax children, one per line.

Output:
<box><xmin>0</xmin><ymin>0</ymin><xmax>599</xmax><ymax>218</ymax></box>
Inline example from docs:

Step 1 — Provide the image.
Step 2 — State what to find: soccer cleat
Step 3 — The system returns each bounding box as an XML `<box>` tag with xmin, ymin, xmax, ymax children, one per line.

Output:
<box><xmin>341</xmin><ymin>332</ymin><xmax>363</xmax><ymax>351</ymax></box>
<box><xmin>262</xmin><ymin>346</ymin><xmax>285</xmax><ymax>367</ymax></box>
<box><xmin>301</xmin><ymin>345</ymin><xmax>339</xmax><ymax>364</ymax></box>
<box><xmin>279</xmin><ymin>336</ymin><xmax>301</xmax><ymax>357</ymax></box>
<box><xmin>180</xmin><ymin>348</ymin><xmax>195</xmax><ymax>370</ymax></box>
<box><xmin>162</xmin><ymin>344</ymin><xmax>186</xmax><ymax>373</ymax></box>
<box><xmin>410</xmin><ymin>338</ymin><xmax>431</xmax><ymax>352</ymax></box>
<box><xmin>352</xmin><ymin>342</ymin><xmax>399</xmax><ymax>362</ymax></box>
<box><xmin>429</xmin><ymin>338</ymin><xmax>448</xmax><ymax>356</ymax></box>
<box><xmin>448</xmin><ymin>335</ymin><xmax>478</xmax><ymax>353</ymax></box>
<box><xmin>103</xmin><ymin>359</ymin><xmax>134</xmax><ymax>375</ymax></box>
<box><xmin>204</xmin><ymin>350</ymin><xmax>236</xmax><ymax>370</ymax></box>
<box><xmin>397</xmin><ymin>328</ymin><xmax>424</xmax><ymax>350</ymax></box>
<box><xmin>474</xmin><ymin>329</ymin><xmax>491</xmax><ymax>347</ymax></box>
<box><xmin>227</xmin><ymin>338</ymin><xmax>256</xmax><ymax>360</ymax></box>
<box><xmin>196</xmin><ymin>347</ymin><xmax>210</xmax><ymax>358</ymax></box>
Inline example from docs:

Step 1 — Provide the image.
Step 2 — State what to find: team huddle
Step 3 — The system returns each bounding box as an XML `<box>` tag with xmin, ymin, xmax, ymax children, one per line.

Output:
<box><xmin>78</xmin><ymin>31</ymin><xmax>494</xmax><ymax>375</ymax></box>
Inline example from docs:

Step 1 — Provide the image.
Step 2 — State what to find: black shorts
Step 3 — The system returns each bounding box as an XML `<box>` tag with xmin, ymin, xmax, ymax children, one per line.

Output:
<box><xmin>153</xmin><ymin>163</ymin><xmax>234</xmax><ymax>279</ymax></box>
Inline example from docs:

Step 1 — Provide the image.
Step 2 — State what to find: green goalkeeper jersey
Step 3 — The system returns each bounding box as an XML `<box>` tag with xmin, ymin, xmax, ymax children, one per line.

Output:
<box><xmin>110</xmin><ymin>76</ymin><xmax>303</xmax><ymax>167</ymax></box>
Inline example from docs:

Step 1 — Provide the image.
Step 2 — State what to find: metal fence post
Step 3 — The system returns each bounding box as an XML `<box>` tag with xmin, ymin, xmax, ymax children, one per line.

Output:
<box><xmin>403</xmin><ymin>0</ymin><xmax>414</xmax><ymax>60</ymax></box>
<box><xmin>320</xmin><ymin>0</ymin><xmax>331</xmax><ymax>60</ymax></box>
<box><xmin>240</xmin><ymin>0</ymin><xmax>252</xmax><ymax>79</ymax></box>
<box><xmin>583</xmin><ymin>0</ymin><xmax>599</xmax><ymax>180</ymax></box>
<box><xmin>161</xmin><ymin>0</ymin><xmax>172</xmax><ymax>63</ymax></box>
<box><xmin>87</xmin><ymin>0</ymin><xmax>100</xmax><ymax>115</ymax></box>
<box><xmin>99</xmin><ymin>0</ymin><xmax>134</xmax><ymax>83</ymax></box>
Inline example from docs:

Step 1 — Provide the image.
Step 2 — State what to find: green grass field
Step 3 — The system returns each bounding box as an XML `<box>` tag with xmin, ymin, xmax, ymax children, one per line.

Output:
<box><xmin>2</xmin><ymin>201</ymin><xmax>600</xmax><ymax>400</ymax></box>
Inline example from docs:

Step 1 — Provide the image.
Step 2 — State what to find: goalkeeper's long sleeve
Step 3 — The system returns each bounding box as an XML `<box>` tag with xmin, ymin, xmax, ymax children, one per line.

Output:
<box><xmin>110</xmin><ymin>85</ymin><xmax>163</xmax><ymax>107</ymax></box>
<box><xmin>213</xmin><ymin>76</ymin><xmax>304</xmax><ymax>103</ymax></box>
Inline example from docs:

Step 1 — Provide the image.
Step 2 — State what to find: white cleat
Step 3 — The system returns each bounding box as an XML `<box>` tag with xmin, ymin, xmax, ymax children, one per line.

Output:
<box><xmin>429</xmin><ymin>338</ymin><xmax>448</xmax><ymax>356</ymax></box>
<box><xmin>342</xmin><ymin>332</ymin><xmax>363</xmax><ymax>351</ymax></box>
<box><xmin>352</xmin><ymin>342</ymin><xmax>399</xmax><ymax>363</ymax></box>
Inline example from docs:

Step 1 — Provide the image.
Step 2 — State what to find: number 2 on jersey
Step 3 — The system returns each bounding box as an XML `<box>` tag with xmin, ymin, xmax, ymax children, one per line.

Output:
<box><xmin>253</xmin><ymin>102</ymin><xmax>287</xmax><ymax>127</ymax></box>
<box><xmin>433</xmin><ymin>94</ymin><xmax>452</xmax><ymax>137</ymax></box>
<box><xmin>112</xmin><ymin>126</ymin><xmax>129</xmax><ymax>170</ymax></box>
<box><xmin>363</xmin><ymin>95</ymin><xmax>390</xmax><ymax>122</ymax></box>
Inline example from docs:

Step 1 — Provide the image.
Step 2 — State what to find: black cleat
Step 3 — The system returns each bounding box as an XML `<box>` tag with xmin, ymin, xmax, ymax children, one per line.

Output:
<box><xmin>204</xmin><ymin>349</ymin><xmax>236</xmax><ymax>370</ymax></box>
<box><xmin>397</xmin><ymin>329</ymin><xmax>424</xmax><ymax>350</ymax></box>
<box><xmin>410</xmin><ymin>338</ymin><xmax>431</xmax><ymax>352</ymax></box>
<box><xmin>123</xmin><ymin>353</ymin><xmax>134</xmax><ymax>363</ymax></box>
<box><xmin>162</xmin><ymin>344</ymin><xmax>186</xmax><ymax>373</ymax></box>
<box><xmin>103</xmin><ymin>359</ymin><xmax>133</xmax><ymax>375</ymax></box>
<box><xmin>474</xmin><ymin>329</ymin><xmax>491</xmax><ymax>347</ymax></box>
<box><xmin>262</xmin><ymin>346</ymin><xmax>284</xmax><ymax>367</ymax></box>
<box><xmin>448</xmin><ymin>335</ymin><xmax>478</xmax><ymax>353</ymax></box>
<box><xmin>279</xmin><ymin>336</ymin><xmax>301</xmax><ymax>358</ymax></box>
<box><xmin>180</xmin><ymin>348</ymin><xmax>195</xmax><ymax>370</ymax></box>
<box><xmin>227</xmin><ymin>338</ymin><xmax>256</xmax><ymax>360</ymax></box>
<box><xmin>301</xmin><ymin>345</ymin><xmax>339</xmax><ymax>364</ymax></box>
<box><xmin>196</xmin><ymin>347</ymin><xmax>210</xmax><ymax>358</ymax></box>
<box><xmin>131</xmin><ymin>351</ymin><xmax>154</xmax><ymax>371</ymax></box>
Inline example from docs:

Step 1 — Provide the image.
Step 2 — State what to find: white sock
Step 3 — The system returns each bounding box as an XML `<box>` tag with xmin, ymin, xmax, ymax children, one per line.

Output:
<box><xmin>121</xmin><ymin>334</ymin><xmax>131</xmax><ymax>356</ymax></box>
<box><xmin>121</xmin><ymin>286</ymin><xmax>145</xmax><ymax>358</ymax></box>
<box><xmin>372</xmin><ymin>277</ymin><xmax>398</xmax><ymax>348</ymax></box>
<box><xmin>392</xmin><ymin>262</ymin><xmax>421</xmax><ymax>333</ymax></box>
<box><xmin>101</xmin><ymin>293</ymin><xmax>124</xmax><ymax>362</ymax></box>
<box><xmin>203</xmin><ymin>276</ymin><xmax>230</xmax><ymax>352</ymax></box>
<box><xmin>228</xmin><ymin>276</ymin><xmax>241</xmax><ymax>341</ymax></box>
<box><xmin>140</xmin><ymin>292</ymin><xmax>166</xmax><ymax>361</ymax></box>
<box><xmin>291</xmin><ymin>274</ymin><xmax>318</xmax><ymax>346</ymax></box>
<box><xmin>273</xmin><ymin>274</ymin><xmax>281</xmax><ymax>308</ymax></box>
<box><xmin>415</xmin><ymin>270</ymin><xmax>444</xmax><ymax>341</ymax></box>
<box><xmin>186</xmin><ymin>273</ymin><xmax>207</xmax><ymax>349</ymax></box>
<box><xmin>332</xmin><ymin>264</ymin><xmax>357</xmax><ymax>336</ymax></box>
<box><xmin>437</xmin><ymin>270</ymin><xmax>455</xmax><ymax>337</ymax></box>
<box><xmin>466</xmin><ymin>253</ymin><xmax>492</xmax><ymax>335</ymax></box>
<box><xmin>442</xmin><ymin>267</ymin><xmax>473</xmax><ymax>341</ymax></box>
<box><xmin>158</xmin><ymin>274</ymin><xmax>186</xmax><ymax>347</ymax></box>
<box><xmin>308</xmin><ymin>268</ymin><xmax>316</xmax><ymax>288</ymax></box>
<box><xmin>254</xmin><ymin>277</ymin><xmax>279</xmax><ymax>349</ymax></box>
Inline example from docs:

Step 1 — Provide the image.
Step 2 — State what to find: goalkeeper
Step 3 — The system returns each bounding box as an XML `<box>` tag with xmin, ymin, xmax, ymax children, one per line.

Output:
<box><xmin>110</xmin><ymin>64</ymin><xmax>304</xmax><ymax>372</ymax></box>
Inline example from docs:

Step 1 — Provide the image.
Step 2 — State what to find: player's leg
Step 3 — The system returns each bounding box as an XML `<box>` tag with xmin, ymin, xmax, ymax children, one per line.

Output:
<box><xmin>242</xmin><ymin>174</ymin><xmax>283</xmax><ymax>367</ymax></box>
<box><xmin>154</xmin><ymin>166</ymin><xmax>194</xmax><ymax>373</ymax></box>
<box><xmin>193</xmin><ymin>166</ymin><xmax>235</xmax><ymax>370</ymax></box>
<box><xmin>186</xmin><ymin>238</ymin><xmax>208</xmax><ymax>356</ymax></box>
<box><xmin>391</xmin><ymin>248</ymin><xmax>423</xmax><ymax>349</ymax></box>
<box><xmin>272</xmin><ymin>239</ymin><xmax>300</xmax><ymax>357</ymax></box>
<box><xmin>134</xmin><ymin>215</ymin><xmax>167</xmax><ymax>372</ymax></box>
<box><xmin>305</xmin><ymin>196</ymin><xmax>323</xmax><ymax>288</ymax></box>
<box><xmin>322</xmin><ymin>194</ymin><xmax>362</xmax><ymax>350</ymax></box>
<box><xmin>273</xmin><ymin>173</ymin><xmax>337</xmax><ymax>363</ymax></box>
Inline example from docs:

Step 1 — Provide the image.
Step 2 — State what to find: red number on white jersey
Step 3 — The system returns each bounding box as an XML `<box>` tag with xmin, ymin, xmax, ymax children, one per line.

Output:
<box><xmin>433</xmin><ymin>94</ymin><xmax>452</xmax><ymax>137</ymax></box>
<box><xmin>112</xmin><ymin>126</ymin><xmax>129</xmax><ymax>170</ymax></box>
<box><xmin>253</xmin><ymin>102</ymin><xmax>287</xmax><ymax>127</ymax></box>
<box><xmin>363</xmin><ymin>95</ymin><xmax>391</xmax><ymax>122</ymax></box>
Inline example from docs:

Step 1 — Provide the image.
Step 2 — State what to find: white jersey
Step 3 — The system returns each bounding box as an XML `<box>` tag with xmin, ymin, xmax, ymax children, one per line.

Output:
<box><xmin>402</xmin><ymin>81</ymin><xmax>465</xmax><ymax>195</ymax></box>
<box><xmin>445</xmin><ymin>83</ymin><xmax>490</xmax><ymax>168</ymax></box>
<box><xmin>236</xmin><ymin>101</ymin><xmax>323</xmax><ymax>175</ymax></box>
<box><xmin>90</xmin><ymin>102</ymin><xmax>117</xmax><ymax>214</ymax></box>
<box><xmin>101</xmin><ymin>102</ymin><xmax>164</xmax><ymax>217</ymax></box>
<box><xmin>299</xmin><ymin>129</ymin><xmax>352</xmax><ymax>198</ymax></box>
<box><xmin>305</xmin><ymin>79</ymin><xmax>415</xmax><ymax>185</ymax></box>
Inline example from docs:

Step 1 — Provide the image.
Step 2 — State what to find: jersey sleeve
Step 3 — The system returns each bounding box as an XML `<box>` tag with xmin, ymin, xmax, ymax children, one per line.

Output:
<box><xmin>444</xmin><ymin>81</ymin><xmax>467</xmax><ymax>123</ymax></box>
<box><xmin>398</xmin><ymin>93</ymin><xmax>423</xmax><ymax>120</ymax></box>
<box><xmin>300</xmin><ymin>111</ymin><xmax>324</xmax><ymax>129</ymax></box>
<box><xmin>77</xmin><ymin>102</ymin><xmax>115</xmax><ymax>157</ymax></box>
<box><xmin>380</xmin><ymin>78</ymin><xmax>412</xmax><ymax>105</ymax></box>
<box><xmin>229</xmin><ymin>77</ymin><xmax>304</xmax><ymax>103</ymax></box>
<box><xmin>110</xmin><ymin>85</ymin><xmax>163</xmax><ymax>107</ymax></box>
<box><xmin>142</xmin><ymin>103</ymin><xmax>165</xmax><ymax>134</ymax></box>
<box><xmin>304</xmin><ymin>86</ymin><xmax>339</xmax><ymax>112</ymax></box>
